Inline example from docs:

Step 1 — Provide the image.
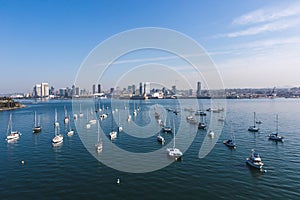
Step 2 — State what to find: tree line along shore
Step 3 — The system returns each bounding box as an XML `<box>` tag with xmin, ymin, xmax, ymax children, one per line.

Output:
<box><xmin>0</xmin><ymin>97</ymin><xmax>25</xmax><ymax>111</ymax></box>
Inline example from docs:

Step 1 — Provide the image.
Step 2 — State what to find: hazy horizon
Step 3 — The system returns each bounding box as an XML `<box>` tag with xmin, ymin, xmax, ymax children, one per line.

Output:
<box><xmin>1</xmin><ymin>0</ymin><xmax>300</xmax><ymax>93</ymax></box>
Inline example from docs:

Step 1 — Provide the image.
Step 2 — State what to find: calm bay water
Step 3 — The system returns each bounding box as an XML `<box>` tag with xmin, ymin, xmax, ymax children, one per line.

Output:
<box><xmin>0</xmin><ymin>98</ymin><xmax>300</xmax><ymax>199</ymax></box>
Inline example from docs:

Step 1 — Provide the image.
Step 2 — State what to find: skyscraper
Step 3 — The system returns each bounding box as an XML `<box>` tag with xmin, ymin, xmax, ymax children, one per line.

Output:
<box><xmin>196</xmin><ymin>81</ymin><xmax>201</xmax><ymax>97</ymax></box>
<box><xmin>144</xmin><ymin>82</ymin><xmax>150</xmax><ymax>95</ymax></box>
<box><xmin>41</xmin><ymin>82</ymin><xmax>49</xmax><ymax>97</ymax></box>
<box><xmin>34</xmin><ymin>84</ymin><xmax>41</xmax><ymax>97</ymax></box>
<box><xmin>92</xmin><ymin>84</ymin><xmax>96</xmax><ymax>94</ymax></box>
<box><xmin>34</xmin><ymin>82</ymin><xmax>49</xmax><ymax>97</ymax></box>
<box><xmin>139</xmin><ymin>82</ymin><xmax>144</xmax><ymax>96</ymax></box>
<box><xmin>97</xmin><ymin>84</ymin><xmax>101</xmax><ymax>93</ymax></box>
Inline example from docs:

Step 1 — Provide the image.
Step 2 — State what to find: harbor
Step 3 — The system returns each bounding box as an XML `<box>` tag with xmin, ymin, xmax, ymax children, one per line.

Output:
<box><xmin>1</xmin><ymin>98</ymin><xmax>299</xmax><ymax>199</ymax></box>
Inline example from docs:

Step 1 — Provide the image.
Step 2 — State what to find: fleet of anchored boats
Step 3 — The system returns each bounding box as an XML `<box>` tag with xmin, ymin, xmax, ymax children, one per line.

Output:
<box><xmin>3</xmin><ymin>102</ymin><xmax>285</xmax><ymax>171</ymax></box>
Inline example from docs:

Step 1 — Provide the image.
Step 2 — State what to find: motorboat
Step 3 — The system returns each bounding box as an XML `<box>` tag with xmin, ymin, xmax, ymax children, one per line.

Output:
<box><xmin>109</xmin><ymin>131</ymin><xmax>117</xmax><ymax>140</ymax></box>
<box><xmin>100</xmin><ymin>113</ymin><xmax>108</xmax><ymax>120</ymax></box>
<box><xmin>246</xmin><ymin>149</ymin><xmax>264</xmax><ymax>169</ymax></box>
<box><xmin>162</xmin><ymin>126</ymin><xmax>172</xmax><ymax>133</ymax></box>
<box><xmin>198</xmin><ymin>122</ymin><xmax>206</xmax><ymax>130</ymax></box>
<box><xmin>195</xmin><ymin>110</ymin><xmax>206</xmax><ymax>116</ymax></box>
<box><xmin>186</xmin><ymin>116</ymin><xmax>197</xmax><ymax>124</ymax></box>
<box><xmin>157</xmin><ymin>133</ymin><xmax>165</xmax><ymax>144</ymax></box>
<box><xmin>208</xmin><ymin>130</ymin><xmax>214</xmax><ymax>138</ymax></box>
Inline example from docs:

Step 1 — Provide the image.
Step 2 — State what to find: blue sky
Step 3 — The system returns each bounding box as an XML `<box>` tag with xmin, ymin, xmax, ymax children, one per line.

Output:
<box><xmin>1</xmin><ymin>0</ymin><xmax>300</xmax><ymax>93</ymax></box>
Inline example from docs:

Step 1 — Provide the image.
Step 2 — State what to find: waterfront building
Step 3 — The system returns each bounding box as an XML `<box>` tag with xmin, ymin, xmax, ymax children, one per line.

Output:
<box><xmin>97</xmin><ymin>84</ymin><xmax>101</xmax><ymax>93</ymax></box>
<box><xmin>92</xmin><ymin>84</ymin><xmax>96</xmax><ymax>94</ymax></box>
<box><xmin>196</xmin><ymin>81</ymin><xmax>201</xmax><ymax>97</ymax></box>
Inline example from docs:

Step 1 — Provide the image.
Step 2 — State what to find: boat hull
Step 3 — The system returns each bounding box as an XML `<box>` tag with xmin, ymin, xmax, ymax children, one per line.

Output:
<box><xmin>246</xmin><ymin>159</ymin><xmax>263</xmax><ymax>169</ymax></box>
<box><xmin>33</xmin><ymin>127</ymin><xmax>41</xmax><ymax>133</ymax></box>
<box><xmin>7</xmin><ymin>132</ymin><xmax>20</xmax><ymax>140</ymax></box>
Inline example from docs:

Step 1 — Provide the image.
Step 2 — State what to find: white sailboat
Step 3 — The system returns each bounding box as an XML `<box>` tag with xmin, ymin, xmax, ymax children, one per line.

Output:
<box><xmin>268</xmin><ymin>114</ymin><xmax>284</xmax><ymax>142</ymax></box>
<box><xmin>109</xmin><ymin>113</ymin><xmax>117</xmax><ymax>140</ymax></box>
<box><xmin>6</xmin><ymin>113</ymin><xmax>20</xmax><ymax>141</ymax></box>
<box><xmin>248</xmin><ymin>112</ymin><xmax>259</xmax><ymax>132</ymax></box>
<box><xmin>95</xmin><ymin>120</ymin><xmax>103</xmax><ymax>152</ymax></box>
<box><xmin>64</xmin><ymin>106</ymin><xmax>69</xmax><ymax>124</ymax></box>
<box><xmin>117</xmin><ymin>111</ymin><xmax>122</xmax><ymax>132</ymax></box>
<box><xmin>67</xmin><ymin>115</ymin><xmax>74</xmax><ymax>137</ymax></box>
<box><xmin>33</xmin><ymin>111</ymin><xmax>42</xmax><ymax>133</ymax></box>
<box><xmin>52</xmin><ymin>109</ymin><xmax>63</xmax><ymax>144</ymax></box>
<box><xmin>133</xmin><ymin>101</ymin><xmax>137</xmax><ymax>116</ymax></box>
<box><xmin>86</xmin><ymin>110</ymin><xmax>91</xmax><ymax>129</ymax></box>
<box><xmin>79</xmin><ymin>103</ymin><xmax>84</xmax><ymax>118</ymax></box>
<box><xmin>166</xmin><ymin>120</ymin><xmax>182</xmax><ymax>160</ymax></box>
<box><xmin>223</xmin><ymin>127</ymin><xmax>236</xmax><ymax>148</ymax></box>
<box><xmin>89</xmin><ymin>108</ymin><xmax>97</xmax><ymax>124</ymax></box>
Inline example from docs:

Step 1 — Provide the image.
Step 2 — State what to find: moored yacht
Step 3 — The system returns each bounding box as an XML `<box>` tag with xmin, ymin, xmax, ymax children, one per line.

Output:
<box><xmin>166</xmin><ymin>120</ymin><xmax>182</xmax><ymax>161</ymax></box>
<box><xmin>268</xmin><ymin>114</ymin><xmax>284</xmax><ymax>142</ymax></box>
<box><xmin>33</xmin><ymin>111</ymin><xmax>42</xmax><ymax>133</ymax></box>
<box><xmin>52</xmin><ymin>109</ymin><xmax>63</xmax><ymax>144</ymax></box>
<box><xmin>248</xmin><ymin>112</ymin><xmax>259</xmax><ymax>132</ymax></box>
<box><xmin>6</xmin><ymin>113</ymin><xmax>20</xmax><ymax>141</ymax></box>
<box><xmin>246</xmin><ymin>149</ymin><xmax>264</xmax><ymax>169</ymax></box>
<box><xmin>157</xmin><ymin>133</ymin><xmax>165</xmax><ymax>144</ymax></box>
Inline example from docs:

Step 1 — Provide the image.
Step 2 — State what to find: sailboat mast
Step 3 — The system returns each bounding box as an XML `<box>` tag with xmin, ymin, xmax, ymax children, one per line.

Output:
<box><xmin>97</xmin><ymin>120</ymin><xmax>100</xmax><ymax>142</ymax></box>
<box><xmin>54</xmin><ymin>109</ymin><xmax>57</xmax><ymax>136</ymax></box>
<box><xmin>276</xmin><ymin>114</ymin><xmax>279</xmax><ymax>134</ymax></box>
<box><xmin>34</xmin><ymin>111</ymin><xmax>37</xmax><ymax>127</ymax></box>
<box><xmin>69</xmin><ymin>115</ymin><xmax>71</xmax><ymax>130</ymax></box>
<box><xmin>173</xmin><ymin>119</ymin><xmax>176</xmax><ymax>148</ymax></box>
<box><xmin>7</xmin><ymin>113</ymin><xmax>12</xmax><ymax>135</ymax></box>
<box><xmin>10</xmin><ymin>113</ymin><xmax>13</xmax><ymax>132</ymax></box>
<box><xmin>253</xmin><ymin>112</ymin><xmax>256</xmax><ymax>127</ymax></box>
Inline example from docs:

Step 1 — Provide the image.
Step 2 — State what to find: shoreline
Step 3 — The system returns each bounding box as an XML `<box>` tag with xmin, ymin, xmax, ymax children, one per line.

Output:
<box><xmin>0</xmin><ymin>104</ymin><xmax>26</xmax><ymax>112</ymax></box>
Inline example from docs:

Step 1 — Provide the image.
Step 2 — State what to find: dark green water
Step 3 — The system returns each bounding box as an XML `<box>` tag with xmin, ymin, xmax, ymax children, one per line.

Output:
<box><xmin>0</xmin><ymin>98</ymin><xmax>299</xmax><ymax>199</ymax></box>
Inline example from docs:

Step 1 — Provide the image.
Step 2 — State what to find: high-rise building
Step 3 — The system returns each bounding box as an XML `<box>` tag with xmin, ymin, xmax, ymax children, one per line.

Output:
<box><xmin>41</xmin><ymin>82</ymin><xmax>49</xmax><ymax>97</ymax></box>
<box><xmin>97</xmin><ymin>84</ymin><xmax>101</xmax><ymax>93</ymax></box>
<box><xmin>171</xmin><ymin>85</ymin><xmax>177</xmax><ymax>94</ymax></box>
<box><xmin>132</xmin><ymin>84</ymin><xmax>136</xmax><ymax>95</ymax></box>
<box><xmin>33</xmin><ymin>82</ymin><xmax>49</xmax><ymax>97</ymax></box>
<box><xmin>75</xmin><ymin>87</ymin><xmax>80</xmax><ymax>96</ymax></box>
<box><xmin>72</xmin><ymin>85</ymin><xmax>76</xmax><ymax>96</ymax></box>
<box><xmin>139</xmin><ymin>82</ymin><xmax>144</xmax><ymax>95</ymax></box>
<box><xmin>189</xmin><ymin>89</ymin><xmax>193</xmax><ymax>96</ymax></box>
<box><xmin>92</xmin><ymin>84</ymin><xmax>96</xmax><ymax>94</ymax></box>
<box><xmin>196</xmin><ymin>81</ymin><xmax>201</xmax><ymax>97</ymax></box>
<box><xmin>34</xmin><ymin>84</ymin><xmax>41</xmax><ymax>97</ymax></box>
<box><xmin>144</xmin><ymin>82</ymin><xmax>150</xmax><ymax>95</ymax></box>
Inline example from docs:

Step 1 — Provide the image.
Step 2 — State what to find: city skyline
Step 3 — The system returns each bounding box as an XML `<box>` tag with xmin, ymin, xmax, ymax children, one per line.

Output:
<box><xmin>1</xmin><ymin>0</ymin><xmax>300</xmax><ymax>94</ymax></box>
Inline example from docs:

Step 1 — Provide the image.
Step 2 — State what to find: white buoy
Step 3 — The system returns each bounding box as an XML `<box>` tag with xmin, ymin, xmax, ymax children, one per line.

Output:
<box><xmin>117</xmin><ymin>178</ymin><xmax>120</xmax><ymax>184</ymax></box>
<box><xmin>21</xmin><ymin>160</ymin><xmax>25</xmax><ymax>165</ymax></box>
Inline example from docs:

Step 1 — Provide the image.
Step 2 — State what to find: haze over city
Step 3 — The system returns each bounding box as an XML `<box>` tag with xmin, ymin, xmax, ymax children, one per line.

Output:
<box><xmin>1</xmin><ymin>0</ymin><xmax>300</xmax><ymax>93</ymax></box>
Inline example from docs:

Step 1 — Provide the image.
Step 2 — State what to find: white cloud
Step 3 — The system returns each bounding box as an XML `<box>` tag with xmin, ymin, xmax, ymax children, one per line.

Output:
<box><xmin>232</xmin><ymin>2</ymin><xmax>300</xmax><ymax>25</ymax></box>
<box><xmin>213</xmin><ymin>2</ymin><xmax>300</xmax><ymax>39</ymax></box>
